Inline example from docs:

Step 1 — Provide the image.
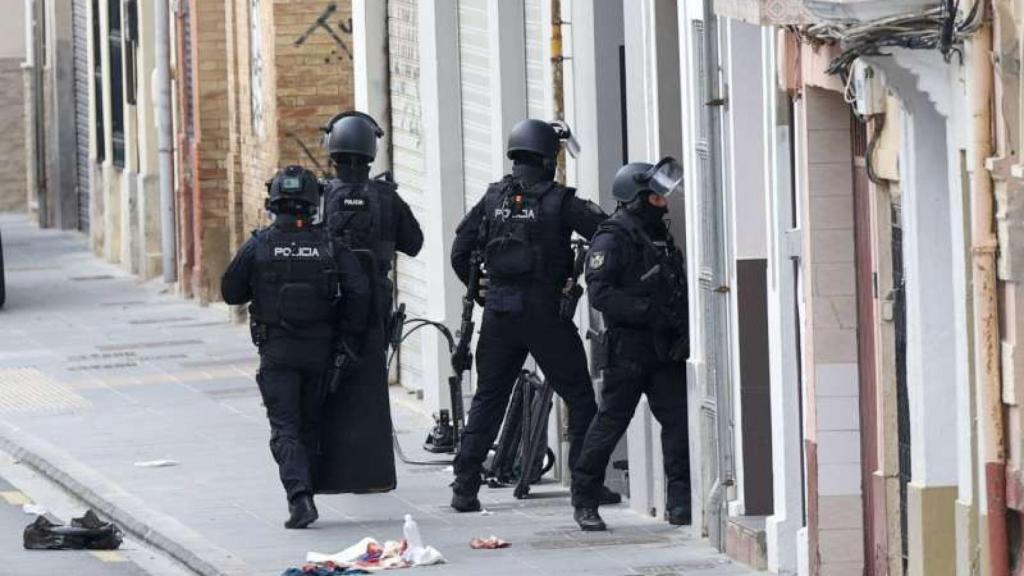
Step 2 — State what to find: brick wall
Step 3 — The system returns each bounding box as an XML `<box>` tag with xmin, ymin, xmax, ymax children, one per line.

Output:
<box><xmin>194</xmin><ymin>0</ymin><xmax>232</xmax><ymax>303</ymax></box>
<box><xmin>0</xmin><ymin>58</ymin><xmax>27</xmax><ymax>212</ymax></box>
<box><xmin>226</xmin><ymin>0</ymin><xmax>354</xmax><ymax>243</ymax></box>
<box><xmin>185</xmin><ymin>0</ymin><xmax>354</xmax><ymax>302</ymax></box>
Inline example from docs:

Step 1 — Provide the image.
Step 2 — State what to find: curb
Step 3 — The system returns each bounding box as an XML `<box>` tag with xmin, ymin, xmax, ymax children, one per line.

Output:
<box><xmin>0</xmin><ymin>423</ymin><xmax>249</xmax><ymax>576</ymax></box>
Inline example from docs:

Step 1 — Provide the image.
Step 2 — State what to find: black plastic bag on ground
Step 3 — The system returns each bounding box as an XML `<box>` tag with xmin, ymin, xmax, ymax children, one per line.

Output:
<box><xmin>23</xmin><ymin>510</ymin><xmax>124</xmax><ymax>551</ymax></box>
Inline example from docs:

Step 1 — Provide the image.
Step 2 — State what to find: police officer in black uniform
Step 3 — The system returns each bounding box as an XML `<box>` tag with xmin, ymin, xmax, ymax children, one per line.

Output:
<box><xmin>571</xmin><ymin>158</ymin><xmax>691</xmax><ymax>532</ymax></box>
<box><xmin>449</xmin><ymin>119</ymin><xmax>613</xmax><ymax>512</ymax></box>
<box><xmin>320</xmin><ymin>112</ymin><xmax>423</xmax><ymax>409</ymax></box>
<box><xmin>322</xmin><ymin>111</ymin><xmax>424</xmax><ymax>315</ymax></box>
<box><xmin>221</xmin><ymin>166</ymin><xmax>370</xmax><ymax>529</ymax></box>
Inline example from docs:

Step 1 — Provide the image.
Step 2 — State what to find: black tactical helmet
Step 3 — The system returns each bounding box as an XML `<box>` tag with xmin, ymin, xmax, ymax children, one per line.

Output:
<box><xmin>506</xmin><ymin>119</ymin><xmax>561</xmax><ymax>161</ymax></box>
<box><xmin>612</xmin><ymin>157</ymin><xmax>684</xmax><ymax>204</ymax></box>
<box><xmin>612</xmin><ymin>163</ymin><xmax>655</xmax><ymax>204</ymax></box>
<box><xmin>267</xmin><ymin>165</ymin><xmax>321</xmax><ymax>214</ymax></box>
<box><xmin>323</xmin><ymin>111</ymin><xmax>384</xmax><ymax>162</ymax></box>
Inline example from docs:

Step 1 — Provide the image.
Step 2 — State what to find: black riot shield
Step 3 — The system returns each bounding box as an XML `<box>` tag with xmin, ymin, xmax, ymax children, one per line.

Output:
<box><xmin>315</xmin><ymin>249</ymin><xmax>397</xmax><ymax>494</ymax></box>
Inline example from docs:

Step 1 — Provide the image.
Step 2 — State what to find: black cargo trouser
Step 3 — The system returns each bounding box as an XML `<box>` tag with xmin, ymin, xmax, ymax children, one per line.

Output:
<box><xmin>572</xmin><ymin>330</ymin><xmax>690</xmax><ymax>509</ymax></box>
<box><xmin>256</xmin><ymin>336</ymin><xmax>332</xmax><ymax>502</ymax></box>
<box><xmin>452</xmin><ymin>305</ymin><xmax>598</xmax><ymax>496</ymax></box>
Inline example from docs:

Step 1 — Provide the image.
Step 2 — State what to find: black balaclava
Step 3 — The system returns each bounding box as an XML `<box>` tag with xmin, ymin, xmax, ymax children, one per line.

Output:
<box><xmin>626</xmin><ymin>192</ymin><xmax>669</xmax><ymax>232</ymax></box>
<box><xmin>511</xmin><ymin>152</ymin><xmax>555</xmax><ymax>185</ymax></box>
<box><xmin>270</xmin><ymin>200</ymin><xmax>314</xmax><ymax>229</ymax></box>
<box><xmin>333</xmin><ymin>155</ymin><xmax>371</xmax><ymax>184</ymax></box>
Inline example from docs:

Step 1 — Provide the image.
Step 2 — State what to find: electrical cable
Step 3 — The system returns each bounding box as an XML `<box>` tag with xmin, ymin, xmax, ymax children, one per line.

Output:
<box><xmin>865</xmin><ymin>113</ymin><xmax>888</xmax><ymax>186</ymax></box>
<box><xmin>796</xmin><ymin>3</ymin><xmax>981</xmax><ymax>80</ymax></box>
<box><xmin>387</xmin><ymin>317</ymin><xmax>459</xmax><ymax>466</ymax></box>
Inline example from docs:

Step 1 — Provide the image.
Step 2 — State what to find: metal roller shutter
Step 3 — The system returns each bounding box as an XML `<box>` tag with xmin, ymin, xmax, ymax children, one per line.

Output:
<box><xmin>388</xmin><ymin>0</ymin><xmax>428</xmax><ymax>392</ymax></box>
<box><xmin>458</xmin><ymin>0</ymin><xmax>492</xmax><ymax>207</ymax></box>
<box><xmin>524</xmin><ymin>0</ymin><xmax>547</xmax><ymax>120</ymax></box>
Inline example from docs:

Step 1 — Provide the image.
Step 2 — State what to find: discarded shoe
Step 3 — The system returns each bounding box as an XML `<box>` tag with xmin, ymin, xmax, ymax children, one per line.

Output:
<box><xmin>668</xmin><ymin>503</ymin><xmax>692</xmax><ymax>526</ymax></box>
<box><xmin>598</xmin><ymin>486</ymin><xmax>622</xmax><ymax>505</ymax></box>
<box><xmin>450</xmin><ymin>492</ymin><xmax>482</xmax><ymax>513</ymax></box>
<box><xmin>285</xmin><ymin>494</ymin><xmax>319</xmax><ymax>529</ymax></box>
<box><xmin>574</xmin><ymin>507</ymin><xmax>607</xmax><ymax>532</ymax></box>
<box><xmin>23</xmin><ymin>510</ymin><xmax>123</xmax><ymax>550</ymax></box>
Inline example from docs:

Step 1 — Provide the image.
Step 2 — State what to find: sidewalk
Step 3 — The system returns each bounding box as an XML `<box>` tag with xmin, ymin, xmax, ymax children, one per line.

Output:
<box><xmin>0</xmin><ymin>214</ymin><xmax>754</xmax><ymax>576</ymax></box>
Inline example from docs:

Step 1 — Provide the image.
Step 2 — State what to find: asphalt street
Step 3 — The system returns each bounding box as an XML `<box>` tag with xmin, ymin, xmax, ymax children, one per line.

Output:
<box><xmin>0</xmin><ymin>472</ymin><xmax>148</xmax><ymax>576</ymax></box>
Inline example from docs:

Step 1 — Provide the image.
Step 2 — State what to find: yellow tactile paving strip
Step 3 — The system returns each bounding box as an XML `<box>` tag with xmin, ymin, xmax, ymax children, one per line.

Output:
<box><xmin>0</xmin><ymin>490</ymin><xmax>31</xmax><ymax>506</ymax></box>
<box><xmin>89</xmin><ymin>551</ymin><xmax>127</xmax><ymax>562</ymax></box>
<box><xmin>0</xmin><ymin>369</ymin><xmax>91</xmax><ymax>413</ymax></box>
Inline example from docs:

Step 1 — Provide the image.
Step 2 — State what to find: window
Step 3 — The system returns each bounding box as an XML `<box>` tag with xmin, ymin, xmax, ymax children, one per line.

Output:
<box><xmin>124</xmin><ymin>0</ymin><xmax>138</xmax><ymax>106</ymax></box>
<box><xmin>109</xmin><ymin>0</ymin><xmax>125</xmax><ymax>167</ymax></box>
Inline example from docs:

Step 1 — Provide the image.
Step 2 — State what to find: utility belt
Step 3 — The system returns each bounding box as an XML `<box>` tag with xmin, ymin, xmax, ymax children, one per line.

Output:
<box><xmin>248</xmin><ymin>314</ymin><xmax>333</xmax><ymax>346</ymax></box>
<box><xmin>594</xmin><ymin>324</ymin><xmax>685</xmax><ymax>371</ymax></box>
<box><xmin>484</xmin><ymin>280</ymin><xmax>569</xmax><ymax>315</ymax></box>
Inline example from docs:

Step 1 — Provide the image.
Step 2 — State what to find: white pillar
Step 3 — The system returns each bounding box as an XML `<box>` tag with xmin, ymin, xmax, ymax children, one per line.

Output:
<box><xmin>866</xmin><ymin>53</ymin><xmax>960</xmax><ymax>489</ymax></box>
<box><xmin>418</xmin><ymin>0</ymin><xmax>466</xmax><ymax>415</ymax></box>
<box><xmin>763</xmin><ymin>28</ymin><xmax>802</xmax><ymax>576</ymax></box>
<box><xmin>353</xmin><ymin>0</ymin><xmax>391</xmax><ymax>174</ymax></box>
<box><xmin>488</xmin><ymin>0</ymin><xmax>527</xmax><ymax>175</ymax></box>
<box><xmin>569</xmin><ymin>0</ymin><xmax>623</xmax><ymax>208</ymax></box>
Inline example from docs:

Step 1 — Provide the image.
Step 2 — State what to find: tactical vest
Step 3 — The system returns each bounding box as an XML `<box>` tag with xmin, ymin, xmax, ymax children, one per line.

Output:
<box><xmin>598</xmin><ymin>212</ymin><xmax>685</xmax><ymax>313</ymax></box>
<box><xmin>251</xmin><ymin>226</ymin><xmax>339</xmax><ymax>337</ymax></box>
<box><xmin>324</xmin><ymin>176</ymin><xmax>397</xmax><ymax>276</ymax></box>
<box><xmin>480</xmin><ymin>176</ymin><xmax>574</xmax><ymax>288</ymax></box>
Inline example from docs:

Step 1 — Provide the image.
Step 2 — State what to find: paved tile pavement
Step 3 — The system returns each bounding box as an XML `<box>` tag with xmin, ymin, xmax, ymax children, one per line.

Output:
<box><xmin>0</xmin><ymin>214</ymin><xmax>756</xmax><ymax>576</ymax></box>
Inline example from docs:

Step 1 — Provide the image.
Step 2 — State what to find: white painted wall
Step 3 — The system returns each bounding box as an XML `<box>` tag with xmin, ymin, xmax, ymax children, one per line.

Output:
<box><xmin>866</xmin><ymin>50</ymin><xmax>961</xmax><ymax>488</ymax></box>
<box><xmin>0</xmin><ymin>0</ymin><xmax>26</xmax><ymax>59</ymax></box>
<box><xmin>762</xmin><ymin>28</ymin><xmax>803</xmax><ymax>573</ymax></box>
<box><xmin>418</xmin><ymin>0</ymin><xmax>467</xmax><ymax>415</ymax></box>
<box><xmin>721</xmin><ymin>17</ymin><xmax>767</xmax><ymax>518</ymax></box>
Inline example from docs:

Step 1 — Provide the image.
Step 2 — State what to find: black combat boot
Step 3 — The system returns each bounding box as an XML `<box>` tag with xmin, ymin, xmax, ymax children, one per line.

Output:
<box><xmin>574</xmin><ymin>507</ymin><xmax>607</xmax><ymax>532</ymax></box>
<box><xmin>667</xmin><ymin>502</ymin><xmax>691</xmax><ymax>526</ymax></box>
<box><xmin>598</xmin><ymin>486</ymin><xmax>622</xmax><ymax>505</ymax></box>
<box><xmin>450</xmin><ymin>491</ymin><xmax>482</xmax><ymax>513</ymax></box>
<box><xmin>285</xmin><ymin>493</ymin><xmax>319</xmax><ymax>529</ymax></box>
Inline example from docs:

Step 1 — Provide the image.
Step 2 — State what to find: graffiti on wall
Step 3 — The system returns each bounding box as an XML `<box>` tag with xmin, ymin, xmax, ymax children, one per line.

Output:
<box><xmin>249</xmin><ymin>0</ymin><xmax>265</xmax><ymax>138</ymax></box>
<box><xmin>294</xmin><ymin>2</ymin><xmax>354</xmax><ymax>61</ymax></box>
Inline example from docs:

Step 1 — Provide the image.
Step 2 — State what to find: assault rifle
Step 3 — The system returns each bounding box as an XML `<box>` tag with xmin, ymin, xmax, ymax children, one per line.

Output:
<box><xmin>640</xmin><ymin>249</ymin><xmax>690</xmax><ymax>363</ymax></box>
<box><xmin>448</xmin><ymin>250</ymin><xmax>484</xmax><ymax>452</ymax></box>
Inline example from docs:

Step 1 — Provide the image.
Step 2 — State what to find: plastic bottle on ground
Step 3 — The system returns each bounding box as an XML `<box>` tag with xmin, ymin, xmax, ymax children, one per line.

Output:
<box><xmin>403</xmin><ymin>514</ymin><xmax>423</xmax><ymax>550</ymax></box>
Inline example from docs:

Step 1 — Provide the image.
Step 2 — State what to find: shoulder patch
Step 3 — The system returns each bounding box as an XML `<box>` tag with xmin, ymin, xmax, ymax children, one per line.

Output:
<box><xmin>589</xmin><ymin>251</ymin><xmax>606</xmax><ymax>270</ymax></box>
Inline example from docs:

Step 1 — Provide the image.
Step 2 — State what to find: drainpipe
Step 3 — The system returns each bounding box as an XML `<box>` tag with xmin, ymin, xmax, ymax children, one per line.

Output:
<box><xmin>155</xmin><ymin>0</ymin><xmax>177</xmax><ymax>282</ymax></box>
<box><xmin>33</xmin><ymin>0</ymin><xmax>47</xmax><ymax>227</ymax></box>
<box><xmin>967</xmin><ymin>10</ymin><xmax>1008</xmax><ymax>576</ymax></box>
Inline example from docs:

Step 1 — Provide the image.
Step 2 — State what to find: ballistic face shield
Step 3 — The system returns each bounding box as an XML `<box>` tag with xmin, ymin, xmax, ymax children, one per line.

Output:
<box><xmin>550</xmin><ymin>120</ymin><xmax>581</xmax><ymax>159</ymax></box>
<box><xmin>636</xmin><ymin>156</ymin><xmax>684</xmax><ymax>198</ymax></box>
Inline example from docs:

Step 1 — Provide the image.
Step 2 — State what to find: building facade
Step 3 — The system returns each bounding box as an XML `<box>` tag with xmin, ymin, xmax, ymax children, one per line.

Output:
<box><xmin>0</xmin><ymin>2</ymin><xmax>27</xmax><ymax>213</ymax></box>
<box><xmin>13</xmin><ymin>0</ymin><xmax>1024</xmax><ymax>574</ymax></box>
